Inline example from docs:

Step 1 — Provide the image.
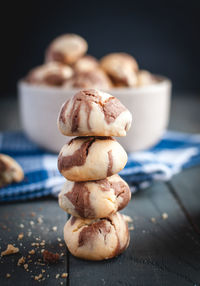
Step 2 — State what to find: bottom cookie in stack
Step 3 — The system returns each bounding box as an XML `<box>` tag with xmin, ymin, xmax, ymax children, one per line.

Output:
<box><xmin>64</xmin><ymin>212</ymin><xmax>129</xmax><ymax>261</ymax></box>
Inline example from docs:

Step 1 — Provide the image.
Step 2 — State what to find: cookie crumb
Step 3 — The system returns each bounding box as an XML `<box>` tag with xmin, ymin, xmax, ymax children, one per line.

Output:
<box><xmin>34</xmin><ymin>274</ymin><xmax>43</xmax><ymax>281</ymax></box>
<box><xmin>43</xmin><ymin>250</ymin><xmax>60</xmax><ymax>263</ymax></box>
<box><xmin>162</xmin><ymin>212</ymin><xmax>168</xmax><ymax>220</ymax></box>
<box><xmin>6</xmin><ymin>273</ymin><xmax>11</xmax><ymax>278</ymax></box>
<box><xmin>52</xmin><ymin>226</ymin><xmax>57</xmax><ymax>232</ymax></box>
<box><xmin>19</xmin><ymin>224</ymin><xmax>24</xmax><ymax>228</ymax></box>
<box><xmin>57</xmin><ymin>237</ymin><xmax>61</xmax><ymax>242</ymax></box>
<box><xmin>29</xmin><ymin>249</ymin><xmax>35</xmax><ymax>255</ymax></box>
<box><xmin>17</xmin><ymin>256</ymin><xmax>25</xmax><ymax>266</ymax></box>
<box><xmin>123</xmin><ymin>215</ymin><xmax>133</xmax><ymax>223</ymax></box>
<box><xmin>24</xmin><ymin>263</ymin><xmax>28</xmax><ymax>270</ymax></box>
<box><xmin>42</xmin><ymin>269</ymin><xmax>45</xmax><ymax>273</ymax></box>
<box><xmin>18</xmin><ymin>233</ymin><xmax>24</xmax><ymax>240</ymax></box>
<box><xmin>31</xmin><ymin>212</ymin><xmax>36</xmax><ymax>217</ymax></box>
<box><xmin>37</xmin><ymin>217</ymin><xmax>43</xmax><ymax>224</ymax></box>
<box><xmin>128</xmin><ymin>225</ymin><xmax>134</xmax><ymax>231</ymax></box>
<box><xmin>151</xmin><ymin>217</ymin><xmax>156</xmax><ymax>223</ymax></box>
<box><xmin>56</xmin><ymin>274</ymin><xmax>60</xmax><ymax>279</ymax></box>
<box><xmin>1</xmin><ymin>244</ymin><xmax>19</xmax><ymax>256</ymax></box>
<box><xmin>30</xmin><ymin>221</ymin><xmax>35</xmax><ymax>226</ymax></box>
<box><xmin>27</xmin><ymin>231</ymin><xmax>32</xmax><ymax>237</ymax></box>
<box><xmin>61</xmin><ymin>273</ymin><xmax>68</xmax><ymax>278</ymax></box>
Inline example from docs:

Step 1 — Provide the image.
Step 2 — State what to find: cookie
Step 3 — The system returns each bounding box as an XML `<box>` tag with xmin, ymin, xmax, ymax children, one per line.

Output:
<box><xmin>45</xmin><ymin>34</ymin><xmax>88</xmax><ymax>65</ymax></box>
<box><xmin>26</xmin><ymin>62</ymin><xmax>73</xmax><ymax>86</ymax></box>
<box><xmin>73</xmin><ymin>55</ymin><xmax>99</xmax><ymax>73</ymax></box>
<box><xmin>58</xmin><ymin>137</ymin><xmax>127</xmax><ymax>181</ymax></box>
<box><xmin>100</xmin><ymin>53</ymin><xmax>138</xmax><ymax>87</ymax></box>
<box><xmin>59</xmin><ymin>174</ymin><xmax>131</xmax><ymax>218</ymax></box>
<box><xmin>137</xmin><ymin>70</ymin><xmax>156</xmax><ymax>86</ymax></box>
<box><xmin>64</xmin><ymin>212</ymin><xmax>130</xmax><ymax>260</ymax></box>
<box><xmin>57</xmin><ymin>89</ymin><xmax>132</xmax><ymax>137</ymax></box>
<box><xmin>0</xmin><ymin>154</ymin><xmax>24</xmax><ymax>188</ymax></box>
<box><xmin>64</xmin><ymin>69</ymin><xmax>112</xmax><ymax>90</ymax></box>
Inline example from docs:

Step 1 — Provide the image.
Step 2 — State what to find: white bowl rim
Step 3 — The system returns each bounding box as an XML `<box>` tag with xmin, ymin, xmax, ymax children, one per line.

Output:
<box><xmin>18</xmin><ymin>75</ymin><xmax>172</xmax><ymax>95</ymax></box>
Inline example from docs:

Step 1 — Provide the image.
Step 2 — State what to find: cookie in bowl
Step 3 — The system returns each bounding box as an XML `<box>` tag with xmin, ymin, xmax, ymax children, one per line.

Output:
<box><xmin>45</xmin><ymin>33</ymin><xmax>88</xmax><ymax>65</ymax></box>
<box><xmin>100</xmin><ymin>52</ymin><xmax>138</xmax><ymax>87</ymax></box>
<box><xmin>26</xmin><ymin>62</ymin><xmax>74</xmax><ymax>87</ymax></box>
<box><xmin>73</xmin><ymin>55</ymin><xmax>99</xmax><ymax>73</ymax></box>
<box><xmin>64</xmin><ymin>69</ymin><xmax>112</xmax><ymax>90</ymax></box>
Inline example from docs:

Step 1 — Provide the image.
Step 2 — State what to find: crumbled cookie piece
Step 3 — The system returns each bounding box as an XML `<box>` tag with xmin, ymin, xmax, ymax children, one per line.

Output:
<box><xmin>162</xmin><ymin>212</ymin><xmax>168</xmax><ymax>220</ymax></box>
<box><xmin>17</xmin><ymin>256</ymin><xmax>25</xmax><ymax>266</ymax></box>
<box><xmin>6</xmin><ymin>273</ymin><xmax>11</xmax><ymax>278</ymax></box>
<box><xmin>18</xmin><ymin>233</ymin><xmax>24</xmax><ymax>240</ymax></box>
<box><xmin>43</xmin><ymin>250</ymin><xmax>60</xmax><ymax>263</ymax></box>
<box><xmin>56</xmin><ymin>274</ymin><xmax>60</xmax><ymax>279</ymax></box>
<box><xmin>61</xmin><ymin>273</ymin><xmax>68</xmax><ymax>278</ymax></box>
<box><xmin>34</xmin><ymin>274</ymin><xmax>43</xmax><ymax>281</ymax></box>
<box><xmin>24</xmin><ymin>263</ymin><xmax>28</xmax><ymax>270</ymax></box>
<box><xmin>52</xmin><ymin>226</ymin><xmax>57</xmax><ymax>232</ymax></box>
<box><xmin>29</xmin><ymin>249</ymin><xmax>35</xmax><ymax>255</ymax></box>
<box><xmin>151</xmin><ymin>217</ymin><xmax>156</xmax><ymax>223</ymax></box>
<box><xmin>1</xmin><ymin>244</ymin><xmax>19</xmax><ymax>256</ymax></box>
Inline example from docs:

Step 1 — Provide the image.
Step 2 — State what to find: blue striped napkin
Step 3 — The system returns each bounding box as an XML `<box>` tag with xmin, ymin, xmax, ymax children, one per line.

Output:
<box><xmin>0</xmin><ymin>131</ymin><xmax>200</xmax><ymax>202</ymax></box>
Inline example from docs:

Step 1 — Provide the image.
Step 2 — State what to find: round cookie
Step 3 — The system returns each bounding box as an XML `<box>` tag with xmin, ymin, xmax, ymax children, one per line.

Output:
<box><xmin>64</xmin><ymin>212</ymin><xmax>130</xmax><ymax>260</ymax></box>
<box><xmin>137</xmin><ymin>70</ymin><xmax>156</xmax><ymax>86</ymax></box>
<box><xmin>59</xmin><ymin>174</ymin><xmax>131</xmax><ymax>218</ymax></box>
<box><xmin>58</xmin><ymin>137</ymin><xmax>127</xmax><ymax>181</ymax></box>
<box><xmin>73</xmin><ymin>55</ymin><xmax>99</xmax><ymax>73</ymax></box>
<box><xmin>0</xmin><ymin>154</ymin><xmax>24</xmax><ymax>188</ymax></box>
<box><xmin>57</xmin><ymin>89</ymin><xmax>132</xmax><ymax>137</ymax></box>
<box><xmin>100</xmin><ymin>53</ymin><xmax>138</xmax><ymax>87</ymax></box>
<box><xmin>26</xmin><ymin>62</ymin><xmax>73</xmax><ymax>86</ymax></box>
<box><xmin>45</xmin><ymin>34</ymin><xmax>88</xmax><ymax>65</ymax></box>
<box><xmin>64</xmin><ymin>69</ymin><xmax>112</xmax><ymax>90</ymax></box>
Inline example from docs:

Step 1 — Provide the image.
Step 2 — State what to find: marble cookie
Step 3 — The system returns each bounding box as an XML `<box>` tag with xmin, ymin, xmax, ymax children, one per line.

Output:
<box><xmin>26</xmin><ymin>62</ymin><xmax>73</xmax><ymax>86</ymax></box>
<box><xmin>64</xmin><ymin>69</ymin><xmax>112</xmax><ymax>90</ymax></box>
<box><xmin>59</xmin><ymin>174</ymin><xmax>131</xmax><ymax>218</ymax></box>
<box><xmin>0</xmin><ymin>154</ymin><xmax>24</xmax><ymax>188</ymax></box>
<box><xmin>57</xmin><ymin>89</ymin><xmax>132</xmax><ymax>137</ymax></box>
<box><xmin>64</xmin><ymin>212</ymin><xmax>130</xmax><ymax>260</ymax></box>
<box><xmin>58</xmin><ymin>136</ymin><xmax>127</xmax><ymax>181</ymax></box>
<box><xmin>100</xmin><ymin>53</ymin><xmax>138</xmax><ymax>87</ymax></box>
<box><xmin>45</xmin><ymin>34</ymin><xmax>88</xmax><ymax>65</ymax></box>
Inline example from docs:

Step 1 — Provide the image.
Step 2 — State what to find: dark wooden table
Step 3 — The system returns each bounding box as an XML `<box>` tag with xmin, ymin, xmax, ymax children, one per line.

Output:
<box><xmin>0</xmin><ymin>94</ymin><xmax>200</xmax><ymax>286</ymax></box>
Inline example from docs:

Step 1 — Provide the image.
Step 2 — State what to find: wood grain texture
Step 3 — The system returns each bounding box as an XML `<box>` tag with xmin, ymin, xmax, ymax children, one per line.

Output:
<box><xmin>0</xmin><ymin>199</ymin><xmax>68</xmax><ymax>285</ymax></box>
<box><xmin>68</xmin><ymin>182</ymin><xmax>200</xmax><ymax>286</ymax></box>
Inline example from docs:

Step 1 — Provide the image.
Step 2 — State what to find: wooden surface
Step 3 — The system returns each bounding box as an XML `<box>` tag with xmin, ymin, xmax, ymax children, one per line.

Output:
<box><xmin>0</xmin><ymin>93</ymin><xmax>200</xmax><ymax>286</ymax></box>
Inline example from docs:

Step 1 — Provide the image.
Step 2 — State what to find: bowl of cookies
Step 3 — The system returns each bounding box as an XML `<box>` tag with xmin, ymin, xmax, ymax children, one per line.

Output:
<box><xmin>18</xmin><ymin>33</ymin><xmax>171</xmax><ymax>153</ymax></box>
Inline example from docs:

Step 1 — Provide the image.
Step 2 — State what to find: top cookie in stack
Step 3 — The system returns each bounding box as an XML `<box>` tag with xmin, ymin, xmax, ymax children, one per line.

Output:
<box><xmin>57</xmin><ymin>89</ymin><xmax>132</xmax><ymax>137</ymax></box>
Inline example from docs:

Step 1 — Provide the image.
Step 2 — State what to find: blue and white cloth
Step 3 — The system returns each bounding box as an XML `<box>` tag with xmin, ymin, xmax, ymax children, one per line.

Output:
<box><xmin>0</xmin><ymin>131</ymin><xmax>200</xmax><ymax>202</ymax></box>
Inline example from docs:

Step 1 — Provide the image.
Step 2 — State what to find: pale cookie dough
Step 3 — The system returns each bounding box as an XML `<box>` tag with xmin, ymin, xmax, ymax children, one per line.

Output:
<box><xmin>64</xmin><ymin>212</ymin><xmax>130</xmax><ymax>260</ymax></box>
<box><xmin>57</xmin><ymin>89</ymin><xmax>132</xmax><ymax>137</ymax></box>
<box><xmin>136</xmin><ymin>70</ymin><xmax>156</xmax><ymax>86</ymax></box>
<box><xmin>26</xmin><ymin>62</ymin><xmax>73</xmax><ymax>86</ymax></box>
<box><xmin>59</xmin><ymin>174</ymin><xmax>131</xmax><ymax>218</ymax></box>
<box><xmin>45</xmin><ymin>34</ymin><xmax>88</xmax><ymax>65</ymax></box>
<box><xmin>100</xmin><ymin>53</ymin><xmax>138</xmax><ymax>87</ymax></box>
<box><xmin>73</xmin><ymin>55</ymin><xmax>99</xmax><ymax>73</ymax></box>
<box><xmin>0</xmin><ymin>154</ymin><xmax>24</xmax><ymax>188</ymax></box>
<box><xmin>58</xmin><ymin>137</ymin><xmax>127</xmax><ymax>181</ymax></box>
<box><xmin>64</xmin><ymin>69</ymin><xmax>112</xmax><ymax>90</ymax></box>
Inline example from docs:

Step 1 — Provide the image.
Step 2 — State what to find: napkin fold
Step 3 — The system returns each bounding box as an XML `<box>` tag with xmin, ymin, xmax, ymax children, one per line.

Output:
<box><xmin>0</xmin><ymin>131</ymin><xmax>200</xmax><ymax>202</ymax></box>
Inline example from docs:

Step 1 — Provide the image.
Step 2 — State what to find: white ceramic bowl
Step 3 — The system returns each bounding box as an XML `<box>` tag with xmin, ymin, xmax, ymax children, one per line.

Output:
<box><xmin>18</xmin><ymin>77</ymin><xmax>171</xmax><ymax>153</ymax></box>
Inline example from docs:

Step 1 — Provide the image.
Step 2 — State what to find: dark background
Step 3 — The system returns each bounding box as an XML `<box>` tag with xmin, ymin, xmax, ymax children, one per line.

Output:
<box><xmin>1</xmin><ymin>0</ymin><xmax>200</xmax><ymax>95</ymax></box>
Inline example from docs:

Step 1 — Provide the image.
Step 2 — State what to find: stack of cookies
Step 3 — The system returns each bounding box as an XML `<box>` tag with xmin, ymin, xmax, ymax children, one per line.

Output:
<box><xmin>57</xmin><ymin>89</ymin><xmax>132</xmax><ymax>260</ymax></box>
